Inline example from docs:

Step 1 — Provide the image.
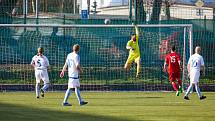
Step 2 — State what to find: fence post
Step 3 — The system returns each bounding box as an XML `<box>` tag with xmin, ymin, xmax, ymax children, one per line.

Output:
<box><xmin>129</xmin><ymin>0</ymin><xmax>133</xmax><ymax>22</ymax></box>
<box><xmin>134</xmin><ymin>0</ymin><xmax>137</xmax><ymax>23</ymax></box>
<box><xmin>36</xmin><ymin>0</ymin><xmax>39</xmax><ymax>31</ymax></box>
<box><xmin>63</xmin><ymin>15</ymin><xmax>66</xmax><ymax>40</ymax></box>
<box><xmin>213</xmin><ymin>8</ymin><xmax>215</xmax><ymax>34</ymax></box>
<box><xmin>73</xmin><ymin>0</ymin><xmax>76</xmax><ymax>14</ymax></box>
<box><xmin>23</xmin><ymin>0</ymin><xmax>27</xmax><ymax>31</ymax></box>
<box><xmin>204</xmin><ymin>15</ymin><xmax>206</xmax><ymax>33</ymax></box>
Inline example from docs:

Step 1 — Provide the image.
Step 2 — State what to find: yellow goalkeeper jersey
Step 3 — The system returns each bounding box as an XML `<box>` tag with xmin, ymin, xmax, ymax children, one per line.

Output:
<box><xmin>127</xmin><ymin>26</ymin><xmax>140</xmax><ymax>57</ymax></box>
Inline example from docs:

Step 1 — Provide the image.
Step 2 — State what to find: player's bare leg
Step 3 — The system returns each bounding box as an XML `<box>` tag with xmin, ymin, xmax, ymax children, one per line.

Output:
<box><xmin>124</xmin><ymin>61</ymin><xmax>131</xmax><ymax>73</ymax></box>
<box><xmin>135</xmin><ymin>58</ymin><xmax>141</xmax><ymax>78</ymax></box>
<box><xmin>124</xmin><ymin>62</ymin><xmax>131</xmax><ymax>81</ymax></box>
<box><xmin>124</xmin><ymin>61</ymin><xmax>131</xmax><ymax>72</ymax></box>
<box><xmin>124</xmin><ymin>62</ymin><xmax>131</xmax><ymax>73</ymax></box>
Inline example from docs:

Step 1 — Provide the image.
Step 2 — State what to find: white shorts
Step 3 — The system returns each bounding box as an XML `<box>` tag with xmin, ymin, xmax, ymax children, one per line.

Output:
<box><xmin>35</xmin><ymin>69</ymin><xmax>49</xmax><ymax>84</ymax></box>
<box><xmin>68</xmin><ymin>78</ymin><xmax>80</xmax><ymax>88</ymax></box>
<box><xmin>190</xmin><ymin>70</ymin><xmax>200</xmax><ymax>84</ymax></box>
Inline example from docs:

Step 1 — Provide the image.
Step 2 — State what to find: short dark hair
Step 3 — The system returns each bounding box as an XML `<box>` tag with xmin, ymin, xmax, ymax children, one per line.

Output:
<box><xmin>131</xmin><ymin>33</ymin><xmax>136</xmax><ymax>36</ymax></box>
<box><xmin>171</xmin><ymin>45</ymin><xmax>176</xmax><ymax>51</ymax></box>
<box><xmin>73</xmin><ymin>44</ymin><xmax>80</xmax><ymax>52</ymax></box>
<box><xmin>38</xmin><ymin>47</ymin><xmax>44</xmax><ymax>53</ymax></box>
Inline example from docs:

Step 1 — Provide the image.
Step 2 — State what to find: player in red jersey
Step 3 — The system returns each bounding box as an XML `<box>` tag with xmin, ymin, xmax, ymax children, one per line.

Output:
<box><xmin>164</xmin><ymin>45</ymin><xmax>182</xmax><ymax>96</ymax></box>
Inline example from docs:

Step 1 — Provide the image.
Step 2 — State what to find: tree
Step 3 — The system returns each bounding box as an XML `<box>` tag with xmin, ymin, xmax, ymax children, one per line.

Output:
<box><xmin>42</xmin><ymin>0</ymin><xmax>48</xmax><ymax>12</ymax></box>
<box><xmin>164</xmin><ymin>0</ymin><xmax>170</xmax><ymax>20</ymax></box>
<box><xmin>132</xmin><ymin>0</ymin><xmax>146</xmax><ymax>23</ymax></box>
<box><xmin>150</xmin><ymin>0</ymin><xmax>162</xmax><ymax>23</ymax></box>
<box><xmin>0</xmin><ymin>0</ymin><xmax>17</xmax><ymax>24</ymax></box>
<box><xmin>136</xmin><ymin>0</ymin><xmax>146</xmax><ymax>23</ymax></box>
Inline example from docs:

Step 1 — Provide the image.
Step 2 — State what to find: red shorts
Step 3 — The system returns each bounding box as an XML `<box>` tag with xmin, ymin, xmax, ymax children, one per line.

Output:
<box><xmin>168</xmin><ymin>72</ymin><xmax>180</xmax><ymax>82</ymax></box>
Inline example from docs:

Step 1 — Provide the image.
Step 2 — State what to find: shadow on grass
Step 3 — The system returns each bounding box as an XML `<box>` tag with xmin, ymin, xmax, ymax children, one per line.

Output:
<box><xmin>0</xmin><ymin>102</ymin><xmax>132</xmax><ymax>121</ymax></box>
<box><xmin>135</xmin><ymin>96</ymin><xmax>163</xmax><ymax>99</ymax></box>
<box><xmin>85</xmin><ymin>97</ymin><xmax>164</xmax><ymax>99</ymax></box>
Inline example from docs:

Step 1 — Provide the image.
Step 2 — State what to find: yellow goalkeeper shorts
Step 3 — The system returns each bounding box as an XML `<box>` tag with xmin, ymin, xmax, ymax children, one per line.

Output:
<box><xmin>126</xmin><ymin>54</ymin><xmax>140</xmax><ymax>64</ymax></box>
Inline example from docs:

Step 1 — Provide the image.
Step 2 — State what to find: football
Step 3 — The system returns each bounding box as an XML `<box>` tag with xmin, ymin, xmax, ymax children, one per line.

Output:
<box><xmin>104</xmin><ymin>18</ymin><xmax>111</xmax><ymax>24</ymax></box>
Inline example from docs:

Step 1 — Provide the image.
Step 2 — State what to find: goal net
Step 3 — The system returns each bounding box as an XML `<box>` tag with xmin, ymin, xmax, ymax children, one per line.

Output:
<box><xmin>0</xmin><ymin>24</ymin><xmax>192</xmax><ymax>91</ymax></box>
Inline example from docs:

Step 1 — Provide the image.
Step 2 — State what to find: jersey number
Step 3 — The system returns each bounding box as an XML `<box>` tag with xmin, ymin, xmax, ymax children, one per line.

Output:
<box><xmin>170</xmin><ymin>56</ymin><xmax>176</xmax><ymax>63</ymax></box>
<box><xmin>37</xmin><ymin>59</ymin><xmax>42</xmax><ymax>67</ymax></box>
<box><xmin>191</xmin><ymin>60</ymin><xmax>198</xmax><ymax>67</ymax></box>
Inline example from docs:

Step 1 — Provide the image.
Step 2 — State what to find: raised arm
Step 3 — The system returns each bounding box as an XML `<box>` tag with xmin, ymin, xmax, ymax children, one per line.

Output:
<box><xmin>135</xmin><ymin>25</ymin><xmax>139</xmax><ymax>38</ymax></box>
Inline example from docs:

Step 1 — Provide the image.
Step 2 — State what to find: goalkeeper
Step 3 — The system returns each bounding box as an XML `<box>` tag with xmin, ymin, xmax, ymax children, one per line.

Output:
<box><xmin>124</xmin><ymin>25</ymin><xmax>141</xmax><ymax>77</ymax></box>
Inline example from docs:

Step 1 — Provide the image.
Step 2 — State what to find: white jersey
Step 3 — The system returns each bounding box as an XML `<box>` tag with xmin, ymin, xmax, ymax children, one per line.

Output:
<box><xmin>188</xmin><ymin>53</ymin><xmax>204</xmax><ymax>72</ymax></box>
<box><xmin>31</xmin><ymin>55</ymin><xmax>49</xmax><ymax>70</ymax></box>
<box><xmin>66</xmin><ymin>52</ymin><xmax>80</xmax><ymax>78</ymax></box>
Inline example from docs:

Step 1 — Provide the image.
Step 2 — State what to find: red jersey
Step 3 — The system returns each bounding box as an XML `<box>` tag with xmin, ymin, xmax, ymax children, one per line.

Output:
<box><xmin>165</xmin><ymin>52</ymin><xmax>181</xmax><ymax>74</ymax></box>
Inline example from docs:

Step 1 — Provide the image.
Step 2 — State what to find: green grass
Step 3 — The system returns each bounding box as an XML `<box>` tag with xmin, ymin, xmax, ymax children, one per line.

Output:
<box><xmin>0</xmin><ymin>92</ymin><xmax>215</xmax><ymax>121</ymax></box>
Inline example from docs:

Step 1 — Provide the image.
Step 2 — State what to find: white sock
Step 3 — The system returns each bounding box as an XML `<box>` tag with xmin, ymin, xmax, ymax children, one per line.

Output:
<box><xmin>42</xmin><ymin>83</ymin><xmax>49</xmax><ymax>91</ymax></box>
<box><xmin>195</xmin><ymin>84</ymin><xmax>202</xmax><ymax>98</ymax></box>
<box><xmin>185</xmin><ymin>84</ymin><xmax>193</xmax><ymax>97</ymax></box>
<box><xmin>35</xmin><ymin>83</ymin><xmax>40</xmax><ymax>97</ymax></box>
<box><xmin>75</xmin><ymin>88</ymin><xmax>83</xmax><ymax>103</ymax></box>
<box><xmin>63</xmin><ymin>88</ymin><xmax>71</xmax><ymax>103</ymax></box>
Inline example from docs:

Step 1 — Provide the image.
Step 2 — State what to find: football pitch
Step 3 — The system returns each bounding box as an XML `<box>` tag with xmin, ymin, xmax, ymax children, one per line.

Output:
<box><xmin>0</xmin><ymin>92</ymin><xmax>215</xmax><ymax>121</ymax></box>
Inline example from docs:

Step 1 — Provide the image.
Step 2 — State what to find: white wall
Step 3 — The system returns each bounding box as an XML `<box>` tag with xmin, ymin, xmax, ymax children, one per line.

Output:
<box><xmin>98</xmin><ymin>0</ymin><xmax>128</xmax><ymax>8</ymax></box>
<box><xmin>81</xmin><ymin>0</ymin><xmax>88</xmax><ymax>10</ymax></box>
<box><xmin>81</xmin><ymin>0</ymin><xmax>128</xmax><ymax>10</ymax></box>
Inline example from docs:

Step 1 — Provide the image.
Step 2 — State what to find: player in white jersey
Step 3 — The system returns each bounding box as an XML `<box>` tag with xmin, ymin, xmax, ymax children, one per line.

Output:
<box><xmin>60</xmin><ymin>44</ymin><xmax>88</xmax><ymax>106</ymax></box>
<box><xmin>184</xmin><ymin>46</ymin><xmax>206</xmax><ymax>100</ymax></box>
<box><xmin>31</xmin><ymin>47</ymin><xmax>50</xmax><ymax>98</ymax></box>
